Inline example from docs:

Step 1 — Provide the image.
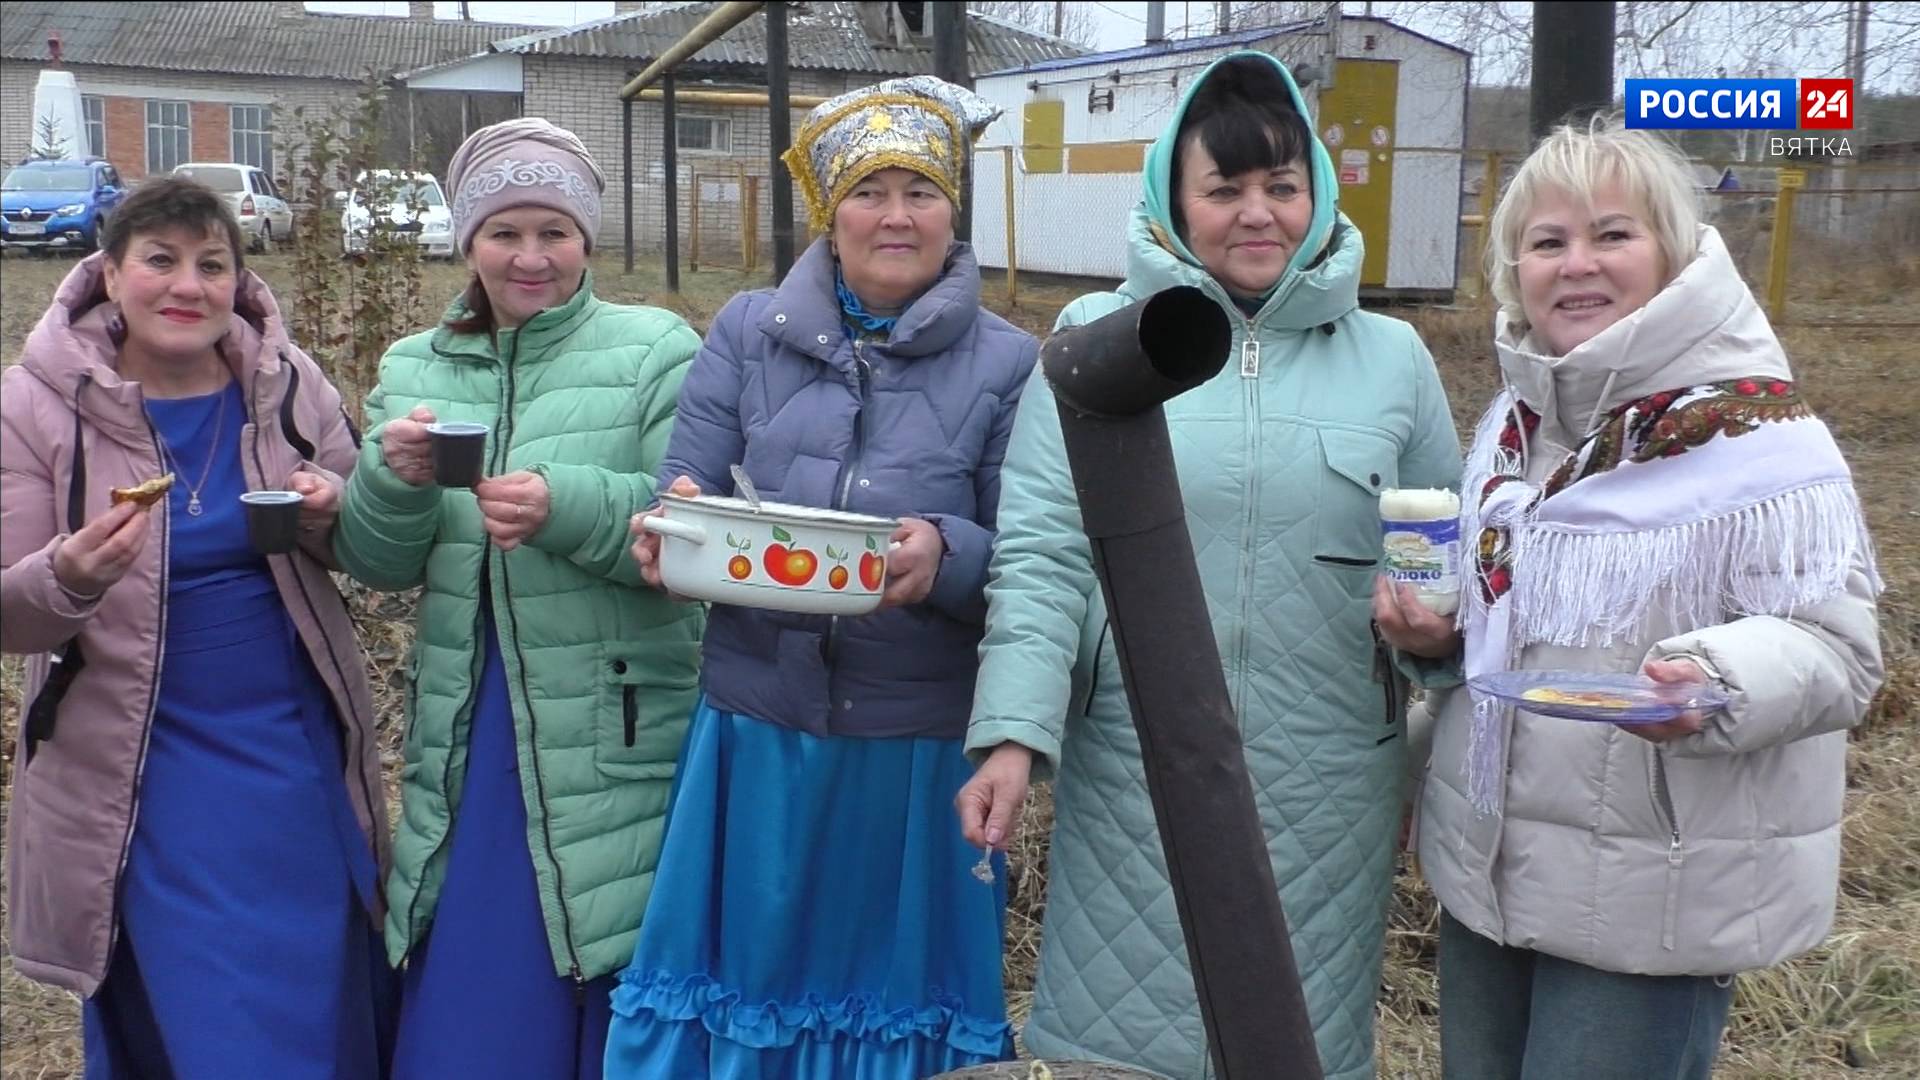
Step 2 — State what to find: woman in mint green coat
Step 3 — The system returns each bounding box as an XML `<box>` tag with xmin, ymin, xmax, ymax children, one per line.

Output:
<box><xmin>955</xmin><ymin>53</ymin><xmax>1461</xmax><ymax>1080</ymax></box>
<box><xmin>332</xmin><ymin>119</ymin><xmax>703</xmax><ymax>1080</ymax></box>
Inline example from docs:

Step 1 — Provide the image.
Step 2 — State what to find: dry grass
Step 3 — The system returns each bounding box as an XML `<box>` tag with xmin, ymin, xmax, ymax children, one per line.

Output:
<box><xmin>3</xmin><ymin>248</ymin><xmax>1917</xmax><ymax>1079</ymax></box>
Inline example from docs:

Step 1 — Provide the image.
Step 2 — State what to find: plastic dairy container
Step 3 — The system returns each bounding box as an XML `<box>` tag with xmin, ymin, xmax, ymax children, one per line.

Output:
<box><xmin>1378</xmin><ymin>488</ymin><xmax>1462</xmax><ymax>616</ymax></box>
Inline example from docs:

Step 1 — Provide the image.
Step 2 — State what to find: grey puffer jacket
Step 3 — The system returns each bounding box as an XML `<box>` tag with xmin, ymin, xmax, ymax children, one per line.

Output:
<box><xmin>655</xmin><ymin>238</ymin><xmax>1037</xmax><ymax>740</ymax></box>
<box><xmin>1415</xmin><ymin>227</ymin><xmax>1884</xmax><ymax>978</ymax></box>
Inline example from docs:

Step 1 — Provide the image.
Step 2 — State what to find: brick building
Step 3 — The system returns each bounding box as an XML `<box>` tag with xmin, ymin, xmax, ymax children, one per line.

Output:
<box><xmin>2</xmin><ymin>2</ymin><xmax>1079</xmax><ymax>260</ymax></box>
<box><xmin>401</xmin><ymin>2</ymin><xmax>1082</xmax><ymax>259</ymax></box>
<box><xmin>0</xmin><ymin>1</ymin><xmax>536</xmax><ymax>187</ymax></box>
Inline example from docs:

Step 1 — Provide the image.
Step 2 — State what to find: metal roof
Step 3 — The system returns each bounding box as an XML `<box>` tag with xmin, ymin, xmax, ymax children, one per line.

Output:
<box><xmin>495</xmin><ymin>2</ymin><xmax>1081</xmax><ymax>77</ymax></box>
<box><xmin>0</xmin><ymin>2</ymin><xmax>541</xmax><ymax>82</ymax></box>
<box><xmin>979</xmin><ymin>14</ymin><xmax>1467</xmax><ymax>77</ymax></box>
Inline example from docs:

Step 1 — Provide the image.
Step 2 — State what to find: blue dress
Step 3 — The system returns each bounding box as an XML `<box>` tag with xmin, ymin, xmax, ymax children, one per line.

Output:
<box><xmin>389</xmin><ymin>602</ymin><xmax>618</xmax><ymax>1080</ymax></box>
<box><xmin>604</xmin><ymin>697</ymin><xmax>1016</xmax><ymax>1079</ymax></box>
<box><xmin>82</xmin><ymin>381</ymin><xmax>393</xmax><ymax>1079</ymax></box>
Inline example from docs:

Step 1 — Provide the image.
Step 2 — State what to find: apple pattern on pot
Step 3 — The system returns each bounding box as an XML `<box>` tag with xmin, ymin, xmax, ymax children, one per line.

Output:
<box><xmin>724</xmin><ymin>532</ymin><xmax>753</xmax><ymax>580</ymax></box>
<box><xmin>710</xmin><ymin>523</ymin><xmax>886</xmax><ymax>594</ymax></box>
<box><xmin>763</xmin><ymin>526</ymin><xmax>819</xmax><ymax>587</ymax></box>
<box><xmin>859</xmin><ymin>534</ymin><xmax>885</xmax><ymax>592</ymax></box>
<box><xmin>824</xmin><ymin>545</ymin><xmax>851</xmax><ymax>590</ymax></box>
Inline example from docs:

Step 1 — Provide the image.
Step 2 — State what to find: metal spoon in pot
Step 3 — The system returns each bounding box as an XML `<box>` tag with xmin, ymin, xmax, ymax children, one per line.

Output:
<box><xmin>730</xmin><ymin>464</ymin><xmax>761</xmax><ymax>513</ymax></box>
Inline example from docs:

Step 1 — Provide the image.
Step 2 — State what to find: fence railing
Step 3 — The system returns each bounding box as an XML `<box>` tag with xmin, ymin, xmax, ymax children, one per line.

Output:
<box><xmin>655</xmin><ymin>141</ymin><xmax>1917</xmax><ymax>329</ymax></box>
<box><xmin>967</xmin><ymin>141</ymin><xmax>1919</xmax><ymax>326</ymax></box>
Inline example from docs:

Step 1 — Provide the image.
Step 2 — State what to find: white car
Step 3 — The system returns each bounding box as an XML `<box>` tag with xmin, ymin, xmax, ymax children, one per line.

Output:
<box><xmin>338</xmin><ymin>171</ymin><xmax>453</xmax><ymax>258</ymax></box>
<box><xmin>173</xmin><ymin>163</ymin><xmax>292</xmax><ymax>253</ymax></box>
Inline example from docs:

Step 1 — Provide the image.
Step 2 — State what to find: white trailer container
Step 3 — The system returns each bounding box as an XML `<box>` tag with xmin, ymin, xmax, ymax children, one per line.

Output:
<box><xmin>971</xmin><ymin>15</ymin><xmax>1470</xmax><ymax>300</ymax></box>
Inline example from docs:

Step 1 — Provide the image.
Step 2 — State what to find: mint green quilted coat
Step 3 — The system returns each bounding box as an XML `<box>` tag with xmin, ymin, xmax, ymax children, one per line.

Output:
<box><xmin>334</xmin><ymin>276</ymin><xmax>704</xmax><ymax>982</ymax></box>
<box><xmin>965</xmin><ymin>53</ymin><xmax>1462</xmax><ymax>1079</ymax></box>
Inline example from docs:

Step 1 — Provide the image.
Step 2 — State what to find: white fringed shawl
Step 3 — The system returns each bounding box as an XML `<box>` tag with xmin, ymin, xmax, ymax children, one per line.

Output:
<box><xmin>1456</xmin><ymin>230</ymin><xmax>1880</xmax><ymax>815</ymax></box>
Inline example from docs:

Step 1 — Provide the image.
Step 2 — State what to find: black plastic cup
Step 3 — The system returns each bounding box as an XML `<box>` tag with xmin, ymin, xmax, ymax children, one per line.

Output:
<box><xmin>240</xmin><ymin>491</ymin><xmax>304</xmax><ymax>555</ymax></box>
<box><xmin>426</xmin><ymin>421</ymin><xmax>489</xmax><ymax>488</ymax></box>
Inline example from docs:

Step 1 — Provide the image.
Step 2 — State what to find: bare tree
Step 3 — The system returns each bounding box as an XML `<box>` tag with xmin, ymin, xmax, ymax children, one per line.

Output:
<box><xmin>1354</xmin><ymin>1</ymin><xmax>1920</xmax><ymax>93</ymax></box>
<box><xmin>1230</xmin><ymin>1</ymin><xmax>1337</xmax><ymax>31</ymax></box>
<box><xmin>970</xmin><ymin>1</ymin><xmax>1100</xmax><ymax>48</ymax></box>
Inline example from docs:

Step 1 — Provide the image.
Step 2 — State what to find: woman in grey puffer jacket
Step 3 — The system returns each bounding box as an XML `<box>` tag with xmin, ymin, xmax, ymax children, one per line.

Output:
<box><xmin>607</xmin><ymin>77</ymin><xmax>1036</xmax><ymax>1077</ymax></box>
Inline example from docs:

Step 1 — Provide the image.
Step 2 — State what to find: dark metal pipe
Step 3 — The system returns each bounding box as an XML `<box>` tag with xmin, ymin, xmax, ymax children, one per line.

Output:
<box><xmin>1529</xmin><ymin>1</ymin><xmax>1616</xmax><ymax>143</ymax></box>
<box><xmin>767</xmin><ymin>1</ymin><xmax>794</xmax><ymax>281</ymax></box>
<box><xmin>930</xmin><ymin>0</ymin><xmax>972</xmax><ymax>242</ymax></box>
<box><xmin>1039</xmin><ymin>286</ymin><xmax>1325</xmax><ymax>1080</ymax></box>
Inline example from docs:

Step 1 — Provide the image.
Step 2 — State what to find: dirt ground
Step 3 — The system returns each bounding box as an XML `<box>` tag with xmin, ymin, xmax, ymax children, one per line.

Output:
<box><xmin>2</xmin><ymin>248</ymin><xmax>1915</xmax><ymax>1078</ymax></box>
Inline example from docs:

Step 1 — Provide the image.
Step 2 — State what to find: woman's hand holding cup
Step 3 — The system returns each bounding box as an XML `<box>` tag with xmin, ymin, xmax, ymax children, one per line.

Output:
<box><xmin>381</xmin><ymin>405</ymin><xmax>438</xmax><ymax>487</ymax></box>
<box><xmin>288</xmin><ymin>471</ymin><xmax>340</xmax><ymax>535</ymax></box>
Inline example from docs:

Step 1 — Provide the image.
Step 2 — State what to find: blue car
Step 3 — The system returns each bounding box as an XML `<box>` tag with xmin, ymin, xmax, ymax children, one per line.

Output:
<box><xmin>1</xmin><ymin>158</ymin><xmax>125</xmax><ymax>252</ymax></box>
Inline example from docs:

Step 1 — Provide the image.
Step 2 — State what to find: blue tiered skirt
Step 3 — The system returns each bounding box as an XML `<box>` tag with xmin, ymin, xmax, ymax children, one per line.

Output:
<box><xmin>605</xmin><ymin>697</ymin><xmax>1016</xmax><ymax>1079</ymax></box>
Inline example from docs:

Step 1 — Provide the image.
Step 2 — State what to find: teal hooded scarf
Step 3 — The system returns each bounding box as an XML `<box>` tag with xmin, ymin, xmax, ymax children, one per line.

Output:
<box><xmin>1141</xmin><ymin>50</ymin><xmax>1342</xmax><ymax>285</ymax></box>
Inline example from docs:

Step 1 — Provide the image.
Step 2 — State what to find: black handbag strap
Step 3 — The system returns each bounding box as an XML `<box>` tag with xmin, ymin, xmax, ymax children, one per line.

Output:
<box><xmin>67</xmin><ymin>387</ymin><xmax>86</xmax><ymax>532</ymax></box>
<box><xmin>24</xmin><ymin>377</ymin><xmax>95</xmax><ymax>765</ymax></box>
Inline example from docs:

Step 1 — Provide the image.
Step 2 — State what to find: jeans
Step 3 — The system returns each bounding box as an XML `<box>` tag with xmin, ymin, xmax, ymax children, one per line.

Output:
<box><xmin>1438</xmin><ymin>909</ymin><xmax>1735</xmax><ymax>1080</ymax></box>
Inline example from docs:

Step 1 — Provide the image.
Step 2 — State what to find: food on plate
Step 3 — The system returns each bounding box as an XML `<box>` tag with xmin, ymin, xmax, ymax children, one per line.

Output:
<box><xmin>1521</xmin><ymin>686</ymin><xmax>1635</xmax><ymax>710</ymax></box>
<box><xmin>109</xmin><ymin>474</ymin><xmax>175</xmax><ymax>507</ymax></box>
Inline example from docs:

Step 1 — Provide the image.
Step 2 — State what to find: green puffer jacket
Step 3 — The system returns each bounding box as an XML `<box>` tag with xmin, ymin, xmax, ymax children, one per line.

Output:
<box><xmin>333</xmin><ymin>274</ymin><xmax>704</xmax><ymax>982</ymax></box>
<box><xmin>967</xmin><ymin>53</ymin><xmax>1462</xmax><ymax>1080</ymax></box>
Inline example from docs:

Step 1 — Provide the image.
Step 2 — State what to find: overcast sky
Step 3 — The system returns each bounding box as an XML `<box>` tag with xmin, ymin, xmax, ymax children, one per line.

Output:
<box><xmin>303</xmin><ymin>2</ymin><xmax>1915</xmax><ymax>93</ymax></box>
<box><xmin>306</xmin><ymin>1</ymin><xmax>1244</xmax><ymax>52</ymax></box>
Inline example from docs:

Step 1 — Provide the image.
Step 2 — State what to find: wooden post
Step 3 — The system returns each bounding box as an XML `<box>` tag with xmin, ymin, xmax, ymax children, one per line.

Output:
<box><xmin>623</xmin><ymin>91</ymin><xmax>634</xmax><ymax>274</ymax></box>
<box><xmin>1474</xmin><ymin>150</ymin><xmax>1501</xmax><ymax>297</ymax></box>
<box><xmin>767</xmin><ymin>0</ymin><xmax>795</xmax><ymax>281</ymax></box>
<box><xmin>690</xmin><ymin>171</ymin><xmax>702</xmax><ymax>272</ymax></box>
<box><xmin>744</xmin><ymin>173</ymin><xmax>760</xmax><ymax>270</ymax></box>
<box><xmin>1767</xmin><ymin>168</ymin><xmax>1804</xmax><ymax>325</ymax></box>
<box><xmin>1003</xmin><ymin>145</ymin><xmax>1017</xmax><ymax>306</ymax></box>
<box><xmin>735</xmin><ymin>158</ymin><xmax>748</xmax><ymax>268</ymax></box>
<box><xmin>663</xmin><ymin>73</ymin><xmax>680</xmax><ymax>292</ymax></box>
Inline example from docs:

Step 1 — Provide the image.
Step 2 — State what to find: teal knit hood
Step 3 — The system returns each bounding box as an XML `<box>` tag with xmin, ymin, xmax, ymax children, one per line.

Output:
<box><xmin>1141</xmin><ymin>50</ymin><xmax>1340</xmax><ymax>280</ymax></box>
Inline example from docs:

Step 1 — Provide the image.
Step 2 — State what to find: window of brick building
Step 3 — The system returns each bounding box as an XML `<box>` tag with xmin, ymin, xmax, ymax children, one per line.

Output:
<box><xmin>83</xmin><ymin>96</ymin><xmax>105</xmax><ymax>158</ymax></box>
<box><xmin>675</xmin><ymin>115</ymin><xmax>732</xmax><ymax>154</ymax></box>
<box><xmin>146</xmin><ymin>100</ymin><xmax>190</xmax><ymax>175</ymax></box>
<box><xmin>231</xmin><ymin>104</ymin><xmax>273</xmax><ymax>176</ymax></box>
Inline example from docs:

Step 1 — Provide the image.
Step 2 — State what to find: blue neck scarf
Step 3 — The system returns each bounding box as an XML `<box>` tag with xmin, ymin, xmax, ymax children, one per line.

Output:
<box><xmin>834</xmin><ymin>265</ymin><xmax>899</xmax><ymax>338</ymax></box>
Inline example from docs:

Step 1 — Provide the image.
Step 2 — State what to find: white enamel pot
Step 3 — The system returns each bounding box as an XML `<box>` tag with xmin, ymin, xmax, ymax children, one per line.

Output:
<box><xmin>641</xmin><ymin>493</ymin><xmax>901</xmax><ymax>615</ymax></box>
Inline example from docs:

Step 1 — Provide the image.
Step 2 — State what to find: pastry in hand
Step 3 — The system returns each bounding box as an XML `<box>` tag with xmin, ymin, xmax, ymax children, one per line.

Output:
<box><xmin>110</xmin><ymin>473</ymin><xmax>175</xmax><ymax>508</ymax></box>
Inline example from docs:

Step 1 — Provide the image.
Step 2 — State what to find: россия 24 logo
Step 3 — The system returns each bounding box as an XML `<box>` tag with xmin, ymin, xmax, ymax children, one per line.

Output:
<box><xmin>1626</xmin><ymin>78</ymin><xmax>1853</xmax><ymax>130</ymax></box>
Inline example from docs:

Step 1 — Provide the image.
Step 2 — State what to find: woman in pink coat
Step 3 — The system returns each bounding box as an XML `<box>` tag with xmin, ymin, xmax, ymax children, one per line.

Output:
<box><xmin>1</xmin><ymin>176</ymin><xmax>394</xmax><ymax>1078</ymax></box>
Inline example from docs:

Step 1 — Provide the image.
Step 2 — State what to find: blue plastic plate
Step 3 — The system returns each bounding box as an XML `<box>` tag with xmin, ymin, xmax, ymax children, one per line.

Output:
<box><xmin>1467</xmin><ymin>669</ymin><xmax>1729</xmax><ymax>724</ymax></box>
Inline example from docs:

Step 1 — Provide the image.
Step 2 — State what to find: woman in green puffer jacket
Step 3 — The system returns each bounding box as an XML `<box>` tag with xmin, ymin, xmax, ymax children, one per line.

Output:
<box><xmin>955</xmin><ymin>53</ymin><xmax>1462</xmax><ymax>1079</ymax></box>
<box><xmin>331</xmin><ymin>118</ymin><xmax>703</xmax><ymax>1079</ymax></box>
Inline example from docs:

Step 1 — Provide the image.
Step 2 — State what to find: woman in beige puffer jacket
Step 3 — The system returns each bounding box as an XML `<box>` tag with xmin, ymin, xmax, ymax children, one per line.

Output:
<box><xmin>1378</xmin><ymin>118</ymin><xmax>1883</xmax><ymax>1080</ymax></box>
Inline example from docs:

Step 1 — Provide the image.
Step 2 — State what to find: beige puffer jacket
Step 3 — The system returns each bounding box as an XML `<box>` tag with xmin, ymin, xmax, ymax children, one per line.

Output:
<box><xmin>1414</xmin><ymin>227</ymin><xmax>1883</xmax><ymax>977</ymax></box>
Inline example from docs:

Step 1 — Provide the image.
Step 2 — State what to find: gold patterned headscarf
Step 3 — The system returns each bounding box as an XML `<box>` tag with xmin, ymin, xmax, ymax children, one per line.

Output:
<box><xmin>781</xmin><ymin>76</ymin><xmax>1003</xmax><ymax>233</ymax></box>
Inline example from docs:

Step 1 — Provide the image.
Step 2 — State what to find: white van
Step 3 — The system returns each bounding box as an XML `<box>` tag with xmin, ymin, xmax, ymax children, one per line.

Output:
<box><xmin>173</xmin><ymin>163</ymin><xmax>292</xmax><ymax>253</ymax></box>
<box><xmin>337</xmin><ymin>171</ymin><xmax>453</xmax><ymax>258</ymax></box>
